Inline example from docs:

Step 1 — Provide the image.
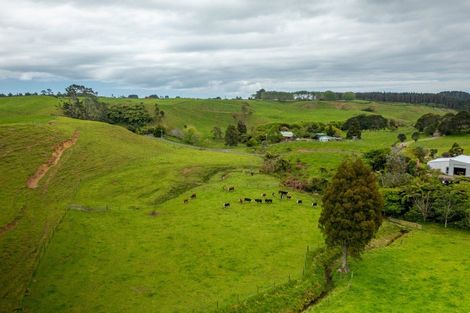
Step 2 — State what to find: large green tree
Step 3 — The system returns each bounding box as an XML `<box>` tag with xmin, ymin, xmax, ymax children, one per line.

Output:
<box><xmin>319</xmin><ymin>158</ymin><xmax>383</xmax><ymax>273</ymax></box>
<box><xmin>224</xmin><ymin>125</ymin><xmax>239</xmax><ymax>146</ymax></box>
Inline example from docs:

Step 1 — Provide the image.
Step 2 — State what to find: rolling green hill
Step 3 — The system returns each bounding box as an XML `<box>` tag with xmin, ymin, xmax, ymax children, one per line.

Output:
<box><xmin>1</xmin><ymin>96</ymin><xmax>469</xmax><ymax>312</ymax></box>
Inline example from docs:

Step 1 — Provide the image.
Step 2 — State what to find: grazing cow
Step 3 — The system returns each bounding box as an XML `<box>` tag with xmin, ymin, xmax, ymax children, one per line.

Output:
<box><xmin>265</xmin><ymin>199</ymin><xmax>273</xmax><ymax>204</ymax></box>
<box><xmin>278</xmin><ymin>190</ymin><xmax>289</xmax><ymax>198</ymax></box>
<box><xmin>262</xmin><ymin>193</ymin><xmax>267</xmax><ymax>197</ymax></box>
<box><xmin>287</xmin><ymin>195</ymin><xmax>292</xmax><ymax>200</ymax></box>
<box><xmin>250</xmin><ymin>171</ymin><xmax>254</xmax><ymax>176</ymax></box>
<box><xmin>183</xmin><ymin>199</ymin><xmax>189</xmax><ymax>204</ymax></box>
<box><xmin>244</xmin><ymin>198</ymin><xmax>252</xmax><ymax>203</ymax></box>
<box><xmin>223</xmin><ymin>203</ymin><xmax>230</xmax><ymax>208</ymax></box>
<box><xmin>254</xmin><ymin>198</ymin><xmax>263</xmax><ymax>203</ymax></box>
<box><xmin>312</xmin><ymin>202</ymin><xmax>317</xmax><ymax>207</ymax></box>
<box><xmin>191</xmin><ymin>193</ymin><xmax>197</xmax><ymax>199</ymax></box>
<box><xmin>239</xmin><ymin>198</ymin><xmax>244</xmax><ymax>204</ymax></box>
<box><xmin>271</xmin><ymin>192</ymin><xmax>276</xmax><ymax>197</ymax></box>
<box><xmin>228</xmin><ymin>186</ymin><xmax>235</xmax><ymax>192</ymax></box>
<box><xmin>297</xmin><ymin>200</ymin><xmax>303</xmax><ymax>205</ymax></box>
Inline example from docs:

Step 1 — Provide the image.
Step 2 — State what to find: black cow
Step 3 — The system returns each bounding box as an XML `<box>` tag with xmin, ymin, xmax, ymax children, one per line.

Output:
<box><xmin>278</xmin><ymin>190</ymin><xmax>289</xmax><ymax>199</ymax></box>
<box><xmin>223</xmin><ymin>203</ymin><xmax>230</xmax><ymax>208</ymax></box>
<box><xmin>244</xmin><ymin>198</ymin><xmax>252</xmax><ymax>202</ymax></box>
<box><xmin>183</xmin><ymin>199</ymin><xmax>189</xmax><ymax>204</ymax></box>
<box><xmin>287</xmin><ymin>195</ymin><xmax>292</xmax><ymax>199</ymax></box>
<box><xmin>312</xmin><ymin>202</ymin><xmax>317</xmax><ymax>207</ymax></box>
<box><xmin>191</xmin><ymin>193</ymin><xmax>197</xmax><ymax>199</ymax></box>
<box><xmin>228</xmin><ymin>186</ymin><xmax>235</xmax><ymax>192</ymax></box>
<box><xmin>254</xmin><ymin>199</ymin><xmax>263</xmax><ymax>203</ymax></box>
<box><xmin>262</xmin><ymin>193</ymin><xmax>267</xmax><ymax>197</ymax></box>
<box><xmin>265</xmin><ymin>199</ymin><xmax>273</xmax><ymax>204</ymax></box>
<box><xmin>297</xmin><ymin>200</ymin><xmax>303</xmax><ymax>205</ymax></box>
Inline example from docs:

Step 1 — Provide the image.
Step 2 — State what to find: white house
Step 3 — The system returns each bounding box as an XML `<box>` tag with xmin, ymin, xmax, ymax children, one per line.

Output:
<box><xmin>427</xmin><ymin>155</ymin><xmax>470</xmax><ymax>177</ymax></box>
<box><xmin>280</xmin><ymin>131</ymin><xmax>294</xmax><ymax>141</ymax></box>
<box><xmin>318</xmin><ymin>135</ymin><xmax>339</xmax><ymax>142</ymax></box>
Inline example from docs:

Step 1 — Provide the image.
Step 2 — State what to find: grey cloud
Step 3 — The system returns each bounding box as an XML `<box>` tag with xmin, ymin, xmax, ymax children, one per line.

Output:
<box><xmin>1</xmin><ymin>0</ymin><xmax>470</xmax><ymax>96</ymax></box>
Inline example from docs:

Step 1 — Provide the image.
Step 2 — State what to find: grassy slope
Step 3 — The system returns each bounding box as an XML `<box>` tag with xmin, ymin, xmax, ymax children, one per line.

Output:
<box><xmin>311</xmin><ymin>225</ymin><xmax>470</xmax><ymax>313</ymax></box>
<box><xmin>24</xmin><ymin>172</ymin><xmax>321</xmax><ymax>313</ymax></box>
<box><xmin>0</xmin><ymin>97</ymin><xmax>319</xmax><ymax>312</ymax></box>
<box><xmin>1</xmin><ymin>96</ymin><xmax>469</xmax><ymax>312</ymax></box>
<box><xmin>99</xmin><ymin>97</ymin><xmax>451</xmax><ymax>140</ymax></box>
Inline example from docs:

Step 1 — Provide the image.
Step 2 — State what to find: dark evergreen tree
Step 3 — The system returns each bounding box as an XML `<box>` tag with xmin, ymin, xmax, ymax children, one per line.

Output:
<box><xmin>319</xmin><ymin>158</ymin><xmax>383</xmax><ymax>273</ymax></box>
<box><xmin>397</xmin><ymin>133</ymin><xmax>407</xmax><ymax>143</ymax></box>
<box><xmin>224</xmin><ymin>125</ymin><xmax>239</xmax><ymax>146</ymax></box>
<box><xmin>449</xmin><ymin>142</ymin><xmax>464</xmax><ymax>157</ymax></box>
<box><xmin>346</xmin><ymin>120</ymin><xmax>361</xmax><ymax>139</ymax></box>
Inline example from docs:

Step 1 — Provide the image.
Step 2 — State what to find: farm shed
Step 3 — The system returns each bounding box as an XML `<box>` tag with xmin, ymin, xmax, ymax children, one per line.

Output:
<box><xmin>428</xmin><ymin>155</ymin><xmax>470</xmax><ymax>177</ymax></box>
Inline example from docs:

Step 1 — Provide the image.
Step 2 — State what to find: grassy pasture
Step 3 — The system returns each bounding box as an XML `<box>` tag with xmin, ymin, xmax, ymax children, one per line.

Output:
<box><xmin>1</xmin><ymin>96</ymin><xmax>470</xmax><ymax>312</ymax></box>
<box><xmin>23</xmin><ymin>172</ymin><xmax>322</xmax><ymax>313</ymax></box>
<box><xmin>311</xmin><ymin>225</ymin><xmax>470</xmax><ymax>312</ymax></box>
<box><xmin>98</xmin><ymin>97</ymin><xmax>451</xmax><ymax>143</ymax></box>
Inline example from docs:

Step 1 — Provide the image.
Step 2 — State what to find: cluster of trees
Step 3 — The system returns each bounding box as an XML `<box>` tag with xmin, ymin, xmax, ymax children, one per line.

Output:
<box><xmin>356</xmin><ymin>91</ymin><xmax>470</xmax><ymax>111</ymax></box>
<box><xmin>61</xmin><ymin>85</ymin><xmax>163</xmax><ymax>132</ymax></box>
<box><xmin>342</xmin><ymin>114</ymin><xmax>389</xmax><ymax>131</ymax></box>
<box><xmin>383</xmin><ymin>177</ymin><xmax>470</xmax><ymax>229</ymax></box>
<box><xmin>415</xmin><ymin>111</ymin><xmax>470</xmax><ymax>135</ymax></box>
<box><xmin>223</xmin><ymin>120</ymin><xmax>248</xmax><ymax>146</ymax></box>
<box><xmin>252</xmin><ymin>89</ymin><xmax>356</xmax><ymax>101</ymax></box>
<box><xmin>251</xmin><ymin>89</ymin><xmax>470</xmax><ymax>110</ymax></box>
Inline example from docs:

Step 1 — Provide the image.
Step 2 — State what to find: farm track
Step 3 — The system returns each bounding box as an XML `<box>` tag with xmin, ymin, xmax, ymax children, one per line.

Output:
<box><xmin>26</xmin><ymin>130</ymin><xmax>79</xmax><ymax>189</ymax></box>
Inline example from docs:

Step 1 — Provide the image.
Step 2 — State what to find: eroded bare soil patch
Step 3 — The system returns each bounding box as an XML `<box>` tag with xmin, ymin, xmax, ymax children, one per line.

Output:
<box><xmin>26</xmin><ymin>130</ymin><xmax>79</xmax><ymax>189</ymax></box>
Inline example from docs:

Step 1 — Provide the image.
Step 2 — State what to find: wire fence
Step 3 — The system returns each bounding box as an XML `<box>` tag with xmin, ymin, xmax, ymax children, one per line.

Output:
<box><xmin>207</xmin><ymin>244</ymin><xmax>317</xmax><ymax>312</ymax></box>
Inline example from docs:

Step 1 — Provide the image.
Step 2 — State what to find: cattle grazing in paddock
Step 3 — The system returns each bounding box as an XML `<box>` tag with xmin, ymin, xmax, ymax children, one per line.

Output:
<box><xmin>239</xmin><ymin>198</ymin><xmax>244</xmax><ymax>204</ymax></box>
<box><xmin>312</xmin><ymin>202</ymin><xmax>317</xmax><ymax>207</ymax></box>
<box><xmin>297</xmin><ymin>200</ymin><xmax>303</xmax><ymax>205</ymax></box>
<box><xmin>183</xmin><ymin>199</ymin><xmax>189</xmax><ymax>204</ymax></box>
<box><xmin>278</xmin><ymin>190</ymin><xmax>289</xmax><ymax>199</ymax></box>
<box><xmin>262</xmin><ymin>193</ymin><xmax>267</xmax><ymax>197</ymax></box>
<box><xmin>228</xmin><ymin>186</ymin><xmax>235</xmax><ymax>192</ymax></box>
<box><xmin>244</xmin><ymin>198</ymin><xmax>252</xmax><ymax>203</ymax></box>
<box><xmin>271</xmin><ymin>192</ymin><xmax>276</xmax><ymax>198</ymax></box>
<box><xmin>265</xmin><ymin>199</ymin><xmax>273</xmax><ymax>204</ymax></box>
<box><xmin>254</xmin><ymin>198</ymin><xmax>263</xmax><ymax>203</ymax></box>
<box><xmin>223</xmin><ymin>203</ymin><xmax>230</xmax><ymax>208</ymax></box>
<box><xmin>191</xmin><ymin>193</ymin><xmax>197</xmax><ymax>199</ymax></box>
<box><xmin>287</xmin><ymin>195</ymin><xmax>292</xmax><ymax>200</ymax></box>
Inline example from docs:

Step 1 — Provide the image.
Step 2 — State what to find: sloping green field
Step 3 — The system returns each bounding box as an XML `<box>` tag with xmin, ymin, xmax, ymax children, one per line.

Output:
<box><xmin>1</xmin><ymin>96</ymin><xmax>469</xmax><ymax>312</ymax></box>
<box><xmin>311</xmin><ymin>225</ymin><xmax>470</xmax><ymax>313</ymax></box>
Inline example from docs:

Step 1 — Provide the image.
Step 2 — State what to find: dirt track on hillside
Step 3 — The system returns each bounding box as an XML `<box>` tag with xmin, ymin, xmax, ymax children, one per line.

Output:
<box><xmin>26</xmin><ymin>130</ymin><xmax>80</xmax><ymax>189</ymax></box>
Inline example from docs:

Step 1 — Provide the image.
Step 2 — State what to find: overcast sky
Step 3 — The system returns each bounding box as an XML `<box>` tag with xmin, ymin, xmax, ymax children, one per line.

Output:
<box><xmin>1</xmin><ymin>0</ymin><xmax>470</xmax><ymax>97</ymax></box>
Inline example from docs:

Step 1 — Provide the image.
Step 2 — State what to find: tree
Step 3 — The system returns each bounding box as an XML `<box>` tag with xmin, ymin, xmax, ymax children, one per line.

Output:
<box><xmin>411</xmin><ymin>132</ymin><xmax>420</xmax><ymax>142</ymax></box>
<box><xmin>343</xmin><ymin>91</ymin><xmax>355</xmax><ymax>101</ymax></box>
<box><xmin>224</xmin><ymin>125</ymin><xmax>239</xmax><ymax>146</ymax></box>
<box><xmin>412</xmin><ymin>146</ymin><xmax>428</xmax><ymax>162</ymax></box>
<box><xmin>154</xmin><ymin>103</ymin><xmax>165</xmax><ymax>123</ymax></box>
<box><xmin>182</xmin><ymin>126</ymin><xmax>201</xmax><ymax>145</ymax></box>
<box><xmin>434</xmin><ymin>186</ymin><xmax>468</xmax><ymax>228</ymax></box>
<box><xmin>397</xmin><ymin>133</ymin><xmax>407</xmax><ymax>143</ymax></box>
<box><xmin>61</xmin><ymin>85</ymin><xmax>107</xmax><ymax>121</ymax></box>
<box><xmin>449</xmin><ymin>142</ymin><xmax>464</xmax><ymax>157</ymax></box>
<box><xmin>346</xmin><ymin>119</ymin><xmax>361</xmax><ymax>139</ymax></box>
<box><xmin>323</xmin><ymin>90</ymin><xmax>336</xmax><ymax>101</ymax></box>
<box><xmin>211</xmin><ymin>126</ymin><xmax>223</xmax><ymax>140</ymax></box>
<box><xmin>319</xmin><ymin>158</ymin><xmax>383</xmax><ymax>273</ymax></box>
<box><xmin>363</xmin><ymin>148</ymin><xmax>390</xmax><ymax>171</ymax></box>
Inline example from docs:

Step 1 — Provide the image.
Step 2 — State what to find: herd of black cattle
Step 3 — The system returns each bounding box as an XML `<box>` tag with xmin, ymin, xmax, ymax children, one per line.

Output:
<box><xmin>183</xmin><ymin>188</ymin><xmax>318</xmax><ymax>209</ymax></box>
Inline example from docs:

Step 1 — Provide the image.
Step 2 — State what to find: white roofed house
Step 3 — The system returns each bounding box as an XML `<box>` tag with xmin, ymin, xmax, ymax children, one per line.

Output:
<box><xmin>428</xmin><ymin>155</ymin><xmax>470</xmax><ymax>177</ymax></box>
<box><xmin>280</xmin><ymin>131</ymin><xmax>295</xmax><ymax>141</ymax></box>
